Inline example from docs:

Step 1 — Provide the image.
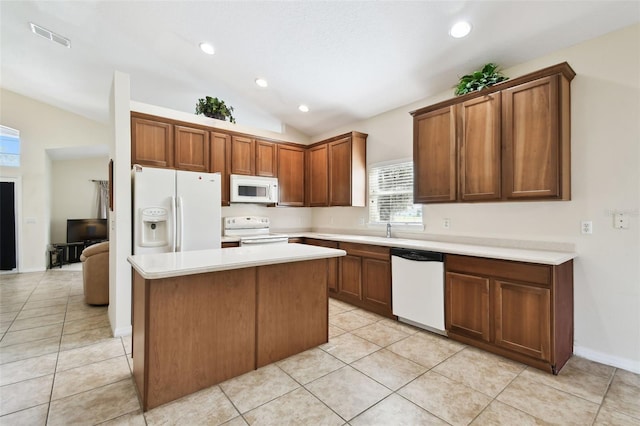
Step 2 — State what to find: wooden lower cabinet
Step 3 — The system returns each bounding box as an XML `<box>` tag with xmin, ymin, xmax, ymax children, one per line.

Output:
<box><xmin>445</xmin><ymin>254</ymin><xmax>573</xmax><ymax>374</ymax></box>
<box><xmin>339</xmin><ymin>254</ymin><xmax>362</xmax><ymax>300</ymax></box>
<box><xmin>303</xmin><ymin>239</ymin><xmax>338</xmax><ymax>293</ymax></box>
<box><xmin>494</xmin><ymin>280</ymin><xmax>551</xmax><ymax>360</ymax></box>
<box><xmin>221</xmin><ymin>241</ymin><xmax>240</xmax><ymax>248</ymax></box>
<box><xmin>445</xmin><ymin>272</ymin><xmax>490</xmax><ymax>342</ymax></box>
<box><xmin>336</xmin><ymin>242</ymin><xmax>393</xmax><ymax>318</ymax></box>
<box><xmin>132</xmin><ymin>259</ymin><xmax>329</xmax><ymax>410</ymax></box>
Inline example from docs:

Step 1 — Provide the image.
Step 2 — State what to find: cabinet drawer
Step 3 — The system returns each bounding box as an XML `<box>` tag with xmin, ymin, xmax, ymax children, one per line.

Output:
<box><xmin>304</xmin><ymin>239</ymin><xmax>339</xmax><ymax>249</ymax></box>
<box><xmin>339</xmin><ymin>242</ymin><xmax>389</xmax><ymax>260</ymax></box>
<box><xmin>446</xmin><ymin>255</ymin><xmax>551</xmax><ymax>286</ymax></box>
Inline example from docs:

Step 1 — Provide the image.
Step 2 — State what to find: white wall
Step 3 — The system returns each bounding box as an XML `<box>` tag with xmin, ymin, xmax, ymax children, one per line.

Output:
<box><xmin>50</xmin><ymin>157</ymin><xmax>109</xmax><ymax>243</ymax></box>
<box><xmin>312</xmin><ymin>24</ymin><xmax>640</xmax><ymax>372</ymax></box>
<box><xmin>0</xmin><ymin>89</ymin><xmax>110</xmax><ymax>271</ymax></box>
<box><xmin>109</xmin><ymin>72</ymin><xmax>133</xmax><ymax>337</ymax></box>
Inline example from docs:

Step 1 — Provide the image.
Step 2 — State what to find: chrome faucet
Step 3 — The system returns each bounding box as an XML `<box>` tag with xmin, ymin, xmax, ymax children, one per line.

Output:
<box><xmin>386</xmin><ymin>222</ymin><xmax>391</xmax><ymax>238</ymax></box>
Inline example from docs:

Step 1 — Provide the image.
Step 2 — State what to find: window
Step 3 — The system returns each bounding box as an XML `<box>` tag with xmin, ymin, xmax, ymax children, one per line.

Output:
<box><xmin>369</xmin><ymin>160</ymin><xmax>422</xmax><ymax>224</ymax></box>
<box><xmin>0</xmin><ymin>125</ymin><xmax>20</xmax><ymax>167</ymax></box>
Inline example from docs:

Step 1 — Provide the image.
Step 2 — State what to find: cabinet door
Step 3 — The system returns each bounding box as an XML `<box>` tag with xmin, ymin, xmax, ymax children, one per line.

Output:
<box><xmin>459</xmin><ymin>95</ymin><xmax>501</xmax><ymax>201</ymax></box>
<box><xmin>328</xmin><ymin>137</ymin><xmax>352</xmax><ymax>206</ymax></box>
<box><xmin>174</xmin><ymin>125</ymin><xmax>209</xmax><ymax>172</ymax></box>
<box><xmin>445</xmin><ymin>272</ymin><xmax>490</xmax><ymax>342</ymax></box>
<box><xmin>494</xmin><ymin>280</ymin><xmax>551</xmax><ymax>361</ymax></box>
<box><xmin>255</xmin><ymin>140</ymin><xmax>277</xmax><ymax>177</ymax></box>
<box><xmin>277</xmin><ymin>145</ymin><xmax>305</xmax><ymax>206</ymax></box>
<box><xmin>502</xmin><ymin>75</ymin><xmax>560</xmax><ymax>199</ymax></box>
<box><xmin>307</xmin><ymin>144</ymin><xmax>329</xmax><ymax>207</ymax></box>
<box><xmin>304</xmin><ymin>239</ymin><xmax>339</xmax><ymax>293</ymax></box>
<box><xmin>362</xmin><ymin>257</ymin><xmax>391</xmax><ymax>315</ymax></box>
<box><xmin>231</xmin><ymin>136</ymin><xmax>255</xmax><ymax>175</ymax></box>
<box><xmin>210</xmin><ymin>132</ymin><xmax>231</xmax><ymax>206</ymax></box>
<box><xmin>414</xmin><ymin>106</ymin><xmax>457</xmax><ymax>203</ymax></box>
<box><xmin>339</xmin><ymin>254</ymin><xmax>362</xmax><ymax>301</ymax></box>
<box><xmin>131</xmin><ymin>117</ymin><xmax>174</xmax><ymax>168</ymax></box>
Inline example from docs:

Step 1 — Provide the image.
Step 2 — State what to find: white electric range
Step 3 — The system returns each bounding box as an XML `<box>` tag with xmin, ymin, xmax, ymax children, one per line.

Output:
<box><xmin>223</xmin><ymin>216</ymin><xmax>289</xmax><ymax>246</ymax></box>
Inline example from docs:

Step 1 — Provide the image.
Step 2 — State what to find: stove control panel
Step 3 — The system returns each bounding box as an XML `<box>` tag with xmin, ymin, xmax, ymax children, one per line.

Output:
<box><xmin>224</xmin><ymin>216</ymin><xmax>270</xmax><ymax>230</ymax></box>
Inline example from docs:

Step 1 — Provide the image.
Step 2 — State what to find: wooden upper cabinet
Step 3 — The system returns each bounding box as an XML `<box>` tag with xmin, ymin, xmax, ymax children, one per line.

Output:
<box><xmin>413</xmin><ymin>106</ymin><xmax>457</xmax><ymax>203</ymax></box>
<box><xmin>411</xmin><ymin>62</ymin><xmax>574</xmax><ymax>204</ymax></box>
<box><xmin>210</xmin><ymin>132</ymin><xmax>231</xmax><ymax>206</ymax></box>
<box><xmin>131</xmin><ymin>117</ymin><xmax>174</xmax><ymax>168</ymax></box>
<box><xmin>231</xmin><ymin>136</ymin><xmax>255</xmax><ymax>175</ymax></box>
<box><xmin>306</xmin><ymin>144</ymin><xmax>329</xmax><ymax>207</ymax></box>
<box><xmin>328</xmin><ymin>137</ymin><xmax>353</xmax><ymax>206</ymax></box>
<box><xmin>328</xmin><ymin>132</ymin><xmax>367</xmax><ymax>207</ymax></box>
<box><xmin>255</xmin><ymin>140</ymin><xmax>277</xmax><ymax>177</ymax></box>
<box><xmin>277</xmin><ymin>144</ymin><xmax>305</xmax><ymax>206</ymax></box>
<box><xmin>502</xmin><ymin>75</ymin><xmax>565</xmax><ymax>199</ymax></box>
<box><xmin>174</xmin><ymin>125</ymin><xmax>209</xmax><ymax>172</ymax></box>
<box><xmin>459</xmin><ymin>95</ymin><xmax>502</xmax><ymax>201</ymax></box>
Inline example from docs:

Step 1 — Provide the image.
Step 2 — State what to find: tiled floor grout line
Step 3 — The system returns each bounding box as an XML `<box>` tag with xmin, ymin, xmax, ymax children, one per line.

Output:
<box><xmin>45</xmin><ymin>272</ymin><xmax>68</xmax><ymax>426</ymax></box>
<box><xmin>588</xmin><ymin>367</ymin><xmax>617</xmax><ymax>426</ymax></box>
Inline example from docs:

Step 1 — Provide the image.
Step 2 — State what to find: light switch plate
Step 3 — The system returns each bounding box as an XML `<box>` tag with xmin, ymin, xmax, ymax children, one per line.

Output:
<box><xmin>614</xmin><ymin>213</ymin><xmax>629</xmax><ymax>229</ymax></box>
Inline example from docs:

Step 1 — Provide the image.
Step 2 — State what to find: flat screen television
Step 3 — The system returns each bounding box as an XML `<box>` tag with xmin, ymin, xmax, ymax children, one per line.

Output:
<box><xmin>66</xmin><ymin>219</ymin><xmax>108</xmax><ymax>243</ymax></box>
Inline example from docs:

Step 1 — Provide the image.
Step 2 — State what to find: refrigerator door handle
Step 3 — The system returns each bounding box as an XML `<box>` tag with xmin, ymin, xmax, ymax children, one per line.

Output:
<box><xmin>171</xmin><ymin>196</ymin><xmax>177</xmax><ymax>252</ymax></box>
<box><xmin>176</xmin><ymin>196</ymin><xmax>184</xmax><ymax>252</ymax></box>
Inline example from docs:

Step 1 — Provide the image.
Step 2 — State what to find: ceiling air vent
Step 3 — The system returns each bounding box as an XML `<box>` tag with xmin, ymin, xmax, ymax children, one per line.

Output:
<box><xmin>29</xmin><ymin>22</ymin><xmax>71</xmax><ymax>48</ymax></box>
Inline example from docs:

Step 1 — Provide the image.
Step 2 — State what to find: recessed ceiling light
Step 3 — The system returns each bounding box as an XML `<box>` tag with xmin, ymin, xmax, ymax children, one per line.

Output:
<box><xmin>449</xmin><ymin>21</ymin><xmax>472</xmax><ymax>38</ymax></box>
<box><xmin>298</xmin><ymin>105</ymin><xmax>309</xmax><ymax>113</ymax></box>
<box><xmin>199</xmin><ymin>42</ymin><xmax>215</xmax><ymax>55</ymax></box>
<box><xmin>255</xmin><ymin>78</ymin><xmax>268</xmax><ymax>88</ymax></box>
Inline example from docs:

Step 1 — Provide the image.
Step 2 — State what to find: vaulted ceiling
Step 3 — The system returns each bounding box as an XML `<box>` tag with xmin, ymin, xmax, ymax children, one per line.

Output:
<box><xmin>1</xmin><ymin>1</ymin><xmax>638</xmax><ymax>137</ymax></box>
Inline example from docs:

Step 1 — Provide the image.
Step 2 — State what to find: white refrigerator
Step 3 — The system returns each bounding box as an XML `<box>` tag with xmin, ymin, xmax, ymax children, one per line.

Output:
<box><xmin>132</xmin><ymin>166</ymin><xmax>221</xmax><ymax>255</ymax></box>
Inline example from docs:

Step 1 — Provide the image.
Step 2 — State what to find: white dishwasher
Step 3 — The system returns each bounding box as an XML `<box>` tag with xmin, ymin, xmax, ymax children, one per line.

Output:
<box><xmin>391</xmin><ymin>248</ymin><xmax>446</xmax><ymax>335</ymax></box>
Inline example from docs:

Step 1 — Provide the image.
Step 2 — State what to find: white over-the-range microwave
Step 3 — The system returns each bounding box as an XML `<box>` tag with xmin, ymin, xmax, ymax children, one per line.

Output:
<box><xmin>230</xmin><ymin>174</ymin><xmax>279</xmax><ymax>204</ymax></box>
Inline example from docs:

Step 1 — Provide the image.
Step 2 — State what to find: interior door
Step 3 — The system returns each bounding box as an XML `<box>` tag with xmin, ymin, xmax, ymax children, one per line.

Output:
<box><xmin>0</xmin><ymin>181</ymin><xmax>17</xmax><ymax>270</ymax></box>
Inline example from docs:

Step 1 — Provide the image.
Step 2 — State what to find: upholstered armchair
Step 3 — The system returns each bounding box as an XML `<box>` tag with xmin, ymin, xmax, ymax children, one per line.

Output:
<box><xmin>80</xmin><ymin>241</ymin><xmax>109</xmax><ymax>305</ymax></box>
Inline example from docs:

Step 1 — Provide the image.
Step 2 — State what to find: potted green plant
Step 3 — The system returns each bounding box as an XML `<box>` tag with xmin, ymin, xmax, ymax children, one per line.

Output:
<box><xmin>195</xmin><ymin>96</ymin><xmax>236</xmax><ymax>123</ymax></box>
<box><xmin>455</xmin><ymin>63</ymin><xmax>509</xmax><ymax>96</ymax></box>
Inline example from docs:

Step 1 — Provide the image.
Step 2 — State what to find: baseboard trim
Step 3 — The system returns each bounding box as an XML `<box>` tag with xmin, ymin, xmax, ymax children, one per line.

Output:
<box><xmin>18</xmin><ymin>267</ymin><xmax>46</xmax><ymax>273</ymax></box>
<box><xmin>113</xmin><ymin>325</ymin><xmax>132</xmax><ymax>337</ymax></box>
<box><xmin>574</xmin><ymin>345</ymin><xmax>640</xmax><ymax>374</ymax></box>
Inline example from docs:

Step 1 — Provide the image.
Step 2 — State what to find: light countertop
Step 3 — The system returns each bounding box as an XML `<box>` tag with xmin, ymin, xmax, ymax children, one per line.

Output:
<box><xmin>224</xmin><ymin>232</ymin><xmax>576</xmax><ymax>265</ymax></box>
<box><xmin>128</xmin><ymin>243</ymin><xmax>346</xmax><ymax>280</ymax></box>
<box><xmin>302</xmin><ymin>233</ymin><xmax>576</xmax><ymax>265</ymax></box>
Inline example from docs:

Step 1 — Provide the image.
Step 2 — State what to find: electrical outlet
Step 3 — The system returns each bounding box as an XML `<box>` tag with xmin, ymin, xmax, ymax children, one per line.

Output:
<box><xmin>329</xmin><ymin>216</ymin><xmax>334</xmax><ymax>225</ymax></box>
<box><xmin>443</xmin><ymin>218</ymin><xmax>451</xmax><ymax>229</ymax></box>
<box><xmin>581</xmin><ymin>221</ymin><xmax>593</xmax><ymax>234</ymax></box>
<box><xmin>358</xmin><ymin>217</ymin><xmax>365</xmax><ymax>225</ymax></box>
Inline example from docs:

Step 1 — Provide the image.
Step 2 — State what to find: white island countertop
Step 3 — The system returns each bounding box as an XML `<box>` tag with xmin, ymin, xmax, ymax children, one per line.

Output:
<box><xmin>128</xmin><ymin>243</ymin><xmax>346</xmax><ymax>280</ymax></box>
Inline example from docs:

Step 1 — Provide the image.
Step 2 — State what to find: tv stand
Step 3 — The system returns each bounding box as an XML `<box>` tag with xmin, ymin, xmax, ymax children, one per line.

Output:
<box><xmin>48</xmin><ymin>240</ymin><xmax>107</xmax><ymax>268</ymax></box>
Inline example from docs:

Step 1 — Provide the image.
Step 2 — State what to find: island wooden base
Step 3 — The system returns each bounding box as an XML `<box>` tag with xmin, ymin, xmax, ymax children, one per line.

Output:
<box><xmin>132</xmin><ymin>259</ymin><xmax>328</xmax><ymax>411</ymax></box>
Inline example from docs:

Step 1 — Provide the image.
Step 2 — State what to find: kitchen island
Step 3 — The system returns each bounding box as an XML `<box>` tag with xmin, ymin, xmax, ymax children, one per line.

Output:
<box><xmin>128</xmin><ymin>243</ymin><xmax>346</xmax><ymax>411</ymax></box>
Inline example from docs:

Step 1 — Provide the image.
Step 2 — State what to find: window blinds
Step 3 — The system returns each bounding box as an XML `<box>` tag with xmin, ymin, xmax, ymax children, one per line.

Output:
<box><xmin>368</xmin><ymin>161</ymin><xmax>422</xmax><ymax>224</ymax></box>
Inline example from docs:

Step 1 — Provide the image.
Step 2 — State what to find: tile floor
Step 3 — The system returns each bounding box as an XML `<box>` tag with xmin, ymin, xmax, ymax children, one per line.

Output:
<box><xmin>1</xmin><ymin>270</ymin><xmax>639</xmax><ymax>425</ymax></box>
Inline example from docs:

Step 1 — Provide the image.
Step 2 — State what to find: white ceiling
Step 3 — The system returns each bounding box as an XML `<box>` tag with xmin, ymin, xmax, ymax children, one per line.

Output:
<box><xmin>1</xmin><ymin>1</ymin><xmax>639</xmax><ymax>137</ymax></box>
